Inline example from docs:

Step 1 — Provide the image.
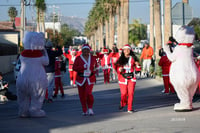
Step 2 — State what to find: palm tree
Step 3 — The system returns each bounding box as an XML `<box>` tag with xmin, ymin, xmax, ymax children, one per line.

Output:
<box><xmin>8</xmin><ymin>7</ymin><xmax>18</xmax><ymax>24</ymax></box>
<box><xmin>123</xmin><ymin>0</ymin><xmax>129</xmax><ymax>45</ymax></box>
<box><xmin>35</xmin><ymin>0</ymin><xmax>46</xmax><ymax>32</ymax></box>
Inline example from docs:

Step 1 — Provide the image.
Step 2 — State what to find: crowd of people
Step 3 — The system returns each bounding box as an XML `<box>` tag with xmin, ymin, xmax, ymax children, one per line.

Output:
<box><xmin>1</xmin><ymin>26</ymin><xmax>200</xmax><ymax>117</ymax></box>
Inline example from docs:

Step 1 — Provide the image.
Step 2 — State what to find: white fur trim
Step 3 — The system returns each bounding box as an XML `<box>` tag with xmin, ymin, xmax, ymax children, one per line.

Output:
<box><xmin>123</xmin><ymin>46</ymin><xmax>131</xmax><ymax>49</ymax></box>
<box><xmin>82</xmin><ymin>46</ymin><xmax>90</xmax><ymax>50</ymax></box>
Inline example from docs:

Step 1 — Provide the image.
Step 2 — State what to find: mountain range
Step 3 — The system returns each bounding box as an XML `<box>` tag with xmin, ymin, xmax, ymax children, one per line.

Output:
<box><xmin>60</xmin><ymin>16</ymin><xmax>87</xmax><ymax>34</ymax></box>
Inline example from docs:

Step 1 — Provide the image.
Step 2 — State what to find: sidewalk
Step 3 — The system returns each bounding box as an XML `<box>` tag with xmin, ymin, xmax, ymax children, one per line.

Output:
<box><xmin>0</xmin><ymin>72</ymin><xmax>200</xmax><ymax>133</ymax></box>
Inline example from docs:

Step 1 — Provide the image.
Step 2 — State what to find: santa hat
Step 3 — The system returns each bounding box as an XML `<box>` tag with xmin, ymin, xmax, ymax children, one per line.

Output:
<box><xmin>123</xmin><ymin>44</ymin><xmax>131</xmax><ymax>50</ymax></box>
<box><xmin>103</xmin><ymin>49</ymin><xmax>109</xmax><ymax>53</ymax></box>
<box><xmin>71</xmin><ymin>49</ymin><xmax>76</xmax><ymax>53</ymax></box>
<box><xmin>119</xmin><ymin>48</ymin><xmax>123</xmax><ymax>51</ymax></box>
<box><xmin>175</xmin><ymin>26</ymin><xmax>195</xmax><ymax>47</ymax></box>
<box><xmin>82</xmin><ymin>44</ymin><xmax>91</xmax><ymax>50</ymax></box>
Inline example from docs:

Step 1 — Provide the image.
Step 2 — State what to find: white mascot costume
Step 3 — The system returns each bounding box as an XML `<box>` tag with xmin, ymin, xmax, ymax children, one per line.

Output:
<box><xmin>164</xmin><ymin>26</ymin><xmax>200</xmax><ymax>111</ymax></box>
<box><xmin>16</xmin><ymin>31</ymin><xmax>49</xmax><ymax>117</ymax></box>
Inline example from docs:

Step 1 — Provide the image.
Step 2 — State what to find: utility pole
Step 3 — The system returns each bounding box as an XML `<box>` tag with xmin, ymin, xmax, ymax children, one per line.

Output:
<box><xmin>20</xmin><ymin>0</ymin><xmax>25</xmax><ymax>47</ymax></box>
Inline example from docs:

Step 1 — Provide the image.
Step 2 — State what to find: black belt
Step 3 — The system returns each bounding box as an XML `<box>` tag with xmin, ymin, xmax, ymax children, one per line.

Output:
<box><xmin>78</xmin><ymin>72</ymin><xmax>94</xmax><ymax>78</ymax></box>
<box><xmin>121</xmin><ymin>72</ymin><xmax>134</xmax><ymax>79</ymax></box>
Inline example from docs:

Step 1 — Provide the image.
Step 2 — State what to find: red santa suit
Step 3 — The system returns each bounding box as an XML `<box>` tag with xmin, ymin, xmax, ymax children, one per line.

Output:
<box><xmin>54</xmin><ymin>57</ymin><xmax>64</xmax><ymax>96</ymax></box>
<box><xmin>114</xmin><ymin>44</ymin><xmax>137</xmax><ymax>111</ymax></box>
<box><xmin>100</xmin><ymin>49</ymin><xmax>111</xmax><ymax>84</ymax></box>
<box><xmin>158</xmin><ymin>54</ymin><xmax>175</xmax><ymax>93</ymax></box>
<box><xmin>73</xmin><ymin>45</ymin><xmax>98</xmax><ymax>114</ymax></box>
<box><xmin>63</xmin><ymin>50</ymin><xmax>77</xmax><ymax>86</ymax></box>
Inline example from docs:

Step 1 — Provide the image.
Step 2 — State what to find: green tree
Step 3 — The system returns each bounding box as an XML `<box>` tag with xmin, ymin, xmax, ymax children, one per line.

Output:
<box><xmin>129</xmin><ymin>19</ymin><xmax>147</xmax><ymax>45</ymax></box>
<box><xmin>8</xmin><ymin>7</ymin><xmax>18</xmax><ymax>23</ymax></box>
<box><xmin>188</xmin><ymin>18</ymin><xmax>200</xmax><ymax>39</ymax></box>
<box><xmin>60</xmin><ymin>24</ymin><xmax>81</xmax><ymax>47</ymax></box>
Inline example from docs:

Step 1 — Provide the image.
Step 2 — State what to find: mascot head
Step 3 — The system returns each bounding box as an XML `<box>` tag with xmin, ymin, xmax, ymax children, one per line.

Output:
<box><xmin>175</xmin><ymin>26</ymin><xmax>195</xmax><ymax>47</ymax></box>
<box><xmin>23</xmin><ymin>31</ymin><xmax>45</xmax><ymax>50</ymax></box>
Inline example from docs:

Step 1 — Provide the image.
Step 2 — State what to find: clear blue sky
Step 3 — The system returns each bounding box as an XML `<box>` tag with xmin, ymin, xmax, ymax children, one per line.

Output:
<box><xmin>0</xmin><ymin>0</ymin><xmax>199</xmax><ymax>24</ymax></box>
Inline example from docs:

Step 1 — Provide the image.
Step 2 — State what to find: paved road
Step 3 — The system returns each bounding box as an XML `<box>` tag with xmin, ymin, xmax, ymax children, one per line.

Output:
<box><xmin>1</xmin><ymin>72</ymin><xmax>200</xmax><ymax>133</ymax></box>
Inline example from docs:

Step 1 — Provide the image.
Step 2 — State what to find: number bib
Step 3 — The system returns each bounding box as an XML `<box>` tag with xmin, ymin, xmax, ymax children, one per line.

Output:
<box><xmin>84</xmin><ymin>70</ymin><xmax>91</xmax><ymax>77</ymax></box>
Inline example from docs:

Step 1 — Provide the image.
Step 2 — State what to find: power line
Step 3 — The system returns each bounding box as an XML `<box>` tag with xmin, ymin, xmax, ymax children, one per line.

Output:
<box><xmin>0</xmin><ymin>0</ymin><xmax>149</xmax><ymax>7</ymax></box>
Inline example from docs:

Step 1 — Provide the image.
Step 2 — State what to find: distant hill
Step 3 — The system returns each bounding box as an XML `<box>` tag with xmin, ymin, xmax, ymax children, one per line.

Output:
<box><xmin>60</xmin><ymin>16</ymin><xmax>87</xmax><ymax>34</ymax></box>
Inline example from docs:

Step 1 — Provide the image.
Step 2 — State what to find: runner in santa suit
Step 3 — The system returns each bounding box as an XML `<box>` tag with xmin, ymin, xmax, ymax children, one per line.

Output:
<box><xmin>77</xmin><ymin>45</ymin><xmax>82</xmax><ymax>56</ymax></box>
<box><xmin>114</xmin><ymin>44</ymin><xmax>139</xmax><ymax>113</ymax></box>
<box><xmin>73</xmin><ymin>44</ymin><xmax>98</xmax><ymax>116</ymax></box>
<box><xmin>63</xmin><ymin>49</ymin><xmax>77</xmax><ymax>87</ymax></box>
<box><xmin>101</xmin><ymin>49</ymin><xmax>112</xmax><ymax>84</ymax></box>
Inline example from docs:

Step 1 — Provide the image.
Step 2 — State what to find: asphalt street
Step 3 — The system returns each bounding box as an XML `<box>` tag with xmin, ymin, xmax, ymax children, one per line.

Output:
<box><xmin>1</xmin><ymin>71</ymin><xmax>200</xmax><ymax>133</ymax></box>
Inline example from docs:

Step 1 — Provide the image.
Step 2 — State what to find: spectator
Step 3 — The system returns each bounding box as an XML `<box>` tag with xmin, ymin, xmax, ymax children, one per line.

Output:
<box><xmin>44</xmin><ymin>40</ymin><xmax>63</xmax><ymax>103</ymax></box>
<box><xmin>140</xmin><ymin>42</ymin><xmax>154</xmax><ymax>77</ymax></box>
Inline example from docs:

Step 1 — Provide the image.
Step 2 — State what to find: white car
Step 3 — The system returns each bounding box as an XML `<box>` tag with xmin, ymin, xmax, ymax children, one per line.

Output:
<box><xmin>12</xmin><ymin>59</ymin><xmax>21</xmax><ymax>80</ymax></box>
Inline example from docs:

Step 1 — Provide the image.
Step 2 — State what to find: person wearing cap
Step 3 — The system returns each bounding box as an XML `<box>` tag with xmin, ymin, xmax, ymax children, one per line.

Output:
<box><xmin>73</xmin><ymin>44</ymin><xmax>98</xmax><ymax>116</ymax></box>
<box><xmin>114</xmin><ymin>44</ymin><xmax>139</xmax><ymax>113</ymax></box>
<box><xmin>53</xmin><ymin>56</ymin><xmax>65</xmax><ymax>98</ymax></box>
<box><xmin>44</xmin><ymin>40</ymin><xmax>63</xmax><ymax>103</ymax></box>
<box><xmin>140</xmin><ymin>42</ymin><xmax>154</xmax><ymax>77</ymax></box>
<box><xmin>164</xmin><ymin>26</ymin><xmax>200</xmax><ymax>111</ymax></box>
<box><xmin>63</xmin><ymin>48</ymin><xmax>77</xmax><ymax>87</ymax></box>
<box><xmin>16</xmin><ymin>31</ymin><xmax>49</xmax><ymax>117</ymax></box>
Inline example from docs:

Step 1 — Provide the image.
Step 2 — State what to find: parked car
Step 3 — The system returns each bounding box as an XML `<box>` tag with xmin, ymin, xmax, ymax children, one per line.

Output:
<box><xmin>12</xmin><ymin>58</ymin><xmax>21</xmax><ymax>80</ymax></box>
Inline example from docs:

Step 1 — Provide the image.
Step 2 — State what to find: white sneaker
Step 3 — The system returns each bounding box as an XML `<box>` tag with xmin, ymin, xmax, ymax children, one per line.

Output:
<box><xmin>82</xmin><ymin>112</ymin><xmax>88</xmax><ymax>116</ymax></box>
<box><xmin>88</xmin><ymin>108</ymin><xmax>94</xmax><ymax>116</ymax></box>
<box><xmin>70</xmin><ymin>80</ymin><xmax>73</xmax><ymax>86</ymax></box>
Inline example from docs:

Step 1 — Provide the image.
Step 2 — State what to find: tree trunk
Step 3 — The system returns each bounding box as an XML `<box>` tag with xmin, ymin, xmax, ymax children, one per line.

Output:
<box><xmin>123</xmin><ymin>0</ymin><xmax>129</xmax><ymax>45</ymax></box>
<box><xmin>150</xmin><ymin>0</ymin><xmax>154</xmax><ymax>48</ymax></box>
<box><xmin>164</xmin><ymin>0</ymin><xmax>172</xmax><ymax>44</ymax></box>
<box><xmin>100</xmin><ymin>23</ymin><xmax>104</xmax><ymax>50</ymax></box>
<box><xmin>36</xmin><ymin>8</ymin><xmax>40</xmax><ymax>32</ymax></box>
<box><xmin>120</xmin><ymin>0</ymin><xmax>124</xmax><ymax>47</ymax></box>
<box><xmin>105</xmin><ymin>20</ymin><xmax>109</xmax><ymax>48</ymax></box>
<box><xmin>41</xmin><ymin>12</ymin><xmax>45</xmax><ymax>33</ymax></box>
<box><xmin>109</xmin><ymin>14</ymin><xmax>115</xmax><ymax>49</ymax></box>
<box><xmin>116</xmin><ymin>6</ymin><xmax>121</xmax><ymax>48</ymax></box>
<box><xmin>154</xmin><ymin>0</ymin><xmax>162</xmax><ymax>60</ymax></box>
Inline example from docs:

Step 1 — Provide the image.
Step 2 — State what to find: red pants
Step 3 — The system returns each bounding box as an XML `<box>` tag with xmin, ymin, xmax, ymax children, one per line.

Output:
<box><xmin>78</xmin><ymin>81</ymin><xmax>94</xmax><ymax>113</ymax></box>
<box><xmin>103</xmin><ymin>69</ymin><xmax>110</xmax><ymax>84</ymax></box>
<box><xmin>54</xmin><ymin>77</ymin><xmax>64</xmax><ymax>95</ymax></box>
<box><xmin>163</xmin><ymin>76</ymin><xmax>175</xmax><ymax>93</ymax></box>
<box><xmin>69</xmin><ymin>71</ymin><xmax>77</xmax><ymax>85</ymax></box>
<box><xmin>119</xmin><ymin>80</ymin><xmax>136</xmax><ymax>111</ymax></box>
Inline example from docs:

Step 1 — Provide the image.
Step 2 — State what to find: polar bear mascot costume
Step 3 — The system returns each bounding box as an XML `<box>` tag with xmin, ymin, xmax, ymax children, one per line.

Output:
<box><xmin>16</xmin><ymin>31</ymin><xmax>49</xmax><ymax>117</ymax></box>
<box><xmin>164</xmin><ymin>26</ymin><xmax>200</xmax><ymax>112</ymax></box>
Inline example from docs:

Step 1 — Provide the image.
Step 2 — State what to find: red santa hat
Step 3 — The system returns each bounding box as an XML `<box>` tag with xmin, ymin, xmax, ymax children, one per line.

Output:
<box><xmin>119</xmin><ymin>48</ymin><xmax>123</xmax><ymax>52</ymax></box>
<box><xmin>82</xmin><ymin>44</ymin><xmax>91</xmax><ymax>50</ymax></box>
<box><xmin>175</xmin><ymin>26</ymin><xmax>195</xmax><ymax>47</ymax></box>
<box><xmin>71</xmin><ymin>49</ymin><xmax>76</xmax><ymax>53</ymax></box>
<box><xmin>103</xmin><ymin>49</ymin><xmax>109</xmax><ymax>53</ymax></box>
<box><xmin>123</xmin><ymin>44</ymin><xmax>131</xmax><ymax>50</ymax></box>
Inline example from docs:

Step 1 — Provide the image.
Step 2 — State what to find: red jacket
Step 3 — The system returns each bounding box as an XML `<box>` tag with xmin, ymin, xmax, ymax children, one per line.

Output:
<box><xmin>110</xmin><ymin>52</ymin><xmax>120</xmax><ymax>65</ymax></box>
<box><xmin>63</xmin><ymin>53</ymin><xmax>77</xmax><ymax>71</ymax></box>
<box><xmin>101</xmin><ymin>54</ymin><xmax>111</xmax><ymax>69</ymax></box>
<box><xmin>55</xmin><ymin>60</ymin><xmax>61</xmax><ymax>77</ymax></box>
<box><xmin>114</xmin><ymin>57</ymin><xmax>136</xmax><ymax>84</ymax></box>
<box><xmin>73</xmin><ymin>54</ymin><xmax>98</xmax><ymax>86</ymax></box>
<box><xmin>158</xmin><ymin>55</ymin><xmax>171</xmax><ymax>76</ymax></box>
